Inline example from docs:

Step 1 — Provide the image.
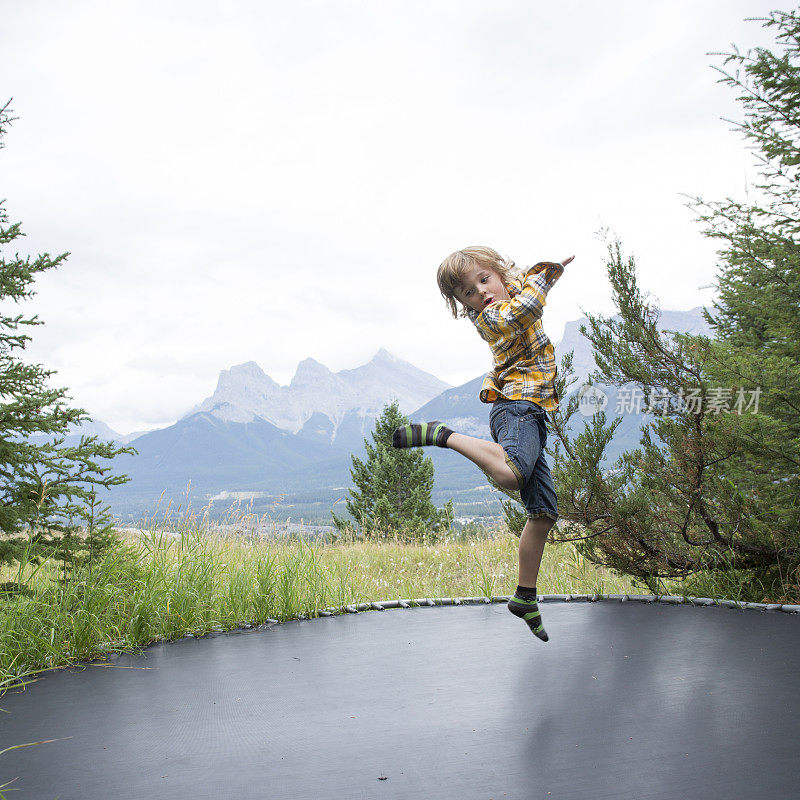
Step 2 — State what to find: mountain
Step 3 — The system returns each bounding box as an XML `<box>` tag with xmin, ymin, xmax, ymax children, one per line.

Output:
<box><xmin>27</xmin><ymin>418</ymin><xmax>123</xmax><ymax>445</ymax></box>
<box><xmin>187</xmin><ymin>348</ymin><xmax>450</xmax><ymax>441</ymax></box>
<box><xmin>108</xmin><ymin>349</ymin><xmax>451</xmax><ymax>519</ymax></box>
<box><xmin>111</xmin><ymin>412</ymin><xmax>342</xmax><ymax>497</ymax></box>
<box><xmin>106</xmin><ymin>309</ymin><xmax>715</xmax><ymax>522</ymax></box>
<box><xmin>28</xmin><ymin>418</ymin><xmax>157</xmax><ymax>447</ymax></box>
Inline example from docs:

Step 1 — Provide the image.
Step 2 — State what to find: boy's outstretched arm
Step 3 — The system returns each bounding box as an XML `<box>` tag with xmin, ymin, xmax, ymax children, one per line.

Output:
<box><xmin>475</xmin><ymin>259</ymin><xmax>567</xmax><ymax>339</ymax></box>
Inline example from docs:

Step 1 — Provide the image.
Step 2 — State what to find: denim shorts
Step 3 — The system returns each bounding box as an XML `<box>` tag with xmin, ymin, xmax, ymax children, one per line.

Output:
<box><xmin>489</xmin><ymin>399</ymin><xmax>559</xmax><ymax>522</ymax></box>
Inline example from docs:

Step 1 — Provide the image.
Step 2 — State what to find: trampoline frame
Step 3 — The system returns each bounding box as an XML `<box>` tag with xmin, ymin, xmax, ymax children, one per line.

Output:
<box><xmin>312</xmin><ymin>592</ymin><xmax>800</xmax><ymax>617</ymax></box>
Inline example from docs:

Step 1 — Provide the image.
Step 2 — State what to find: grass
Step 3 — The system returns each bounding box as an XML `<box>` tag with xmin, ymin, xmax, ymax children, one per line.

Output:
<box><xmin>0</xmin><ymin>519</ymin><xmax>639</xmax><ymax>695</ymax></box>
<box><xmin>2</xmin><ymin>514</ymin><xmax>795</xmax><ymax>700</ymax></box>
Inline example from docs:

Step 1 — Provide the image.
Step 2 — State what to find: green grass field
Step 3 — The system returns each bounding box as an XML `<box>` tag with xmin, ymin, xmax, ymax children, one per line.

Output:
<box><xmin>0</xmin><ymin>521</ymin><xmax>641</xmax><ymax>694</ymax></box>
<box><xmin>1</xmin><ymin>518</ymin><xmax>793</xmax><ymax>698</ymax></box>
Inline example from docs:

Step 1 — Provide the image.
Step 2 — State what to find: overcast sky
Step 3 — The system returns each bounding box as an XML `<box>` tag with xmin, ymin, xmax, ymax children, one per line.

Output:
<box><xmin>1</xmin><ymin>0</ymin><xmax>784</xmax><ymax>433</ymax></box>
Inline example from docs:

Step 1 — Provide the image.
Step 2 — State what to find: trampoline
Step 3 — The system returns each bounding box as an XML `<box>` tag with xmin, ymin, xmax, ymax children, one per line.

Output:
<box><xmin>2</xmin><ymin>594</ymin><xmax>799</xmax><ymax>800</ymax></box>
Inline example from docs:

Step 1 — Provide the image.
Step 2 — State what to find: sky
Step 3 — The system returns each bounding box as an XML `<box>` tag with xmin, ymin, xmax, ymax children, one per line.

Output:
<box><xmin>0</xmin><ymin>0</ymin><xmax>785</xmax><ymax>434</ymax></box>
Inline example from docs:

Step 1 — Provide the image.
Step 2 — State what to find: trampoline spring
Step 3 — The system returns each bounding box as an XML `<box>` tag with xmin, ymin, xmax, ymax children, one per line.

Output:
<box><xmin>345</xmin><ymin>605</ymin><xmax>358</xmax><ymax>614</ymax></box>
<box><xmin>370</xmin><ymin>602</ymin><xmax>386</xmax><ymax>611</ymax></box>
<box><xmin>398</xmin><ymin>600</ymin><xmax>410</xmax><ymax>608</ymax></box>
<box><xmin>319</xmin><ymin>611</ymin><xmax>332</xmax><ymax>617</ymax></box>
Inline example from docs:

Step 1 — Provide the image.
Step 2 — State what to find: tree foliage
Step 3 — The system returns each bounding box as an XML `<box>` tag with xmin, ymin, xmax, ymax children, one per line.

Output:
<box><xmin>689</xmin><ymin>9</ymin><xmax>800</xmax><ymax>534</ymax></box>
<box><xmin>547</xmin><ymin>11</ymin><xmax>800</xmax><ymax>600</ymax></box>
<box><xmin>332</xmin><ymin>401</ymin><xmax>453</xmax><ymax>539</ymax></box>
<box><xmin>0</xmin><ymin>100</ymin><xmax>133</xmax><ymax>575</ymax></box>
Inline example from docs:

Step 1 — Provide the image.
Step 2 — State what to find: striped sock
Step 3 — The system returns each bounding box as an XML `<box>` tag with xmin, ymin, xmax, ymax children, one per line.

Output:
<box><xmin>508</xmin><ymin>585</ymin><xmax>548</xmax><ymax>642</ymax></box>
<box><xmin>392</xmin><ymin>421</ymin><xmax>453</xmax><ymax>448</ymax></box>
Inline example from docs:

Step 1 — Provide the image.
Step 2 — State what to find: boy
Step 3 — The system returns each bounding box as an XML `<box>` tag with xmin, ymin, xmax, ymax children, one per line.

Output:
<box><xmin>392</xmin><ymin>246</ymin><xmax>572</xmax><ymax>641</ymax></box>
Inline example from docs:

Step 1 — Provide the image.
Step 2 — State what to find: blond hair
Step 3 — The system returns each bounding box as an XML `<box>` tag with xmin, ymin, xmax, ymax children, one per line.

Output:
<box><xmin>436</xmin><ymin>246</ymin><xmax>518</xmax><ymax>319</ymax></box>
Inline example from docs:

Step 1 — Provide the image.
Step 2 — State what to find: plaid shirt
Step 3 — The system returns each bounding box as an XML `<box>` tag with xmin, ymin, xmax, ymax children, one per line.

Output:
<box><xmin>466</xmin><ymin>261</ymin><xmax>564</xmax><ymax>411</ymax></box>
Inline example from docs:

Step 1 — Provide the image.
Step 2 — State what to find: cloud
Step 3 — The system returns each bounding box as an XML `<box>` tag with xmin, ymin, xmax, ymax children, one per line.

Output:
<box><xmin>1</xmin><ymin>0</ymin><xmax>782</xmax><ymax>431</ymax></box>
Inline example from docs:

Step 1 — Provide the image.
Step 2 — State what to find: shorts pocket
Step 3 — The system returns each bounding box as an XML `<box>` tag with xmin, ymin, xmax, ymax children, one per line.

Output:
<box><xmin>490</xmin><ymin>410</ymin><xmax>508</xmax><ymax>444</ymax></box>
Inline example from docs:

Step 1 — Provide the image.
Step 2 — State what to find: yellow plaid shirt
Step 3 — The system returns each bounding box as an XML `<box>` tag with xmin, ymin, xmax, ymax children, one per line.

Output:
<box><xmin>466</xmin><ymin>261</ymin><xmax>564</xmax><ymax>411</ymax></box>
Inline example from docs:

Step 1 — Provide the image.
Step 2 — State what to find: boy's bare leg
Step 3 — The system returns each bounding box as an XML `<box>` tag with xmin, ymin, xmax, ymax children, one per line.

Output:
<box><xmin>518</xmin><ymin>516</ymin><xmax>555</xmax><ymax>587</ymax></box>
<box><xmin>445</xmin><ymin>432</ymin><xmax>520</xmax><ymax>491</ymax></box>
<box><xmin>508</xmin><ymin>517</ymin><xmax>554</xmax><ymax>642</ymax></box>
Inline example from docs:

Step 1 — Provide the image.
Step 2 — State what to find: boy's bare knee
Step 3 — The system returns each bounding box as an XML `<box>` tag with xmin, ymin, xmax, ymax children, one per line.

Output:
<box><xmin>525</xmin><ymin>514</ymin><xmax>556</xmax><ymax>534</ymax></box>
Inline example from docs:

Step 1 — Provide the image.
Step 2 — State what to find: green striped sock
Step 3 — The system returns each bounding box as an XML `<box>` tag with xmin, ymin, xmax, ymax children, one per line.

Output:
<box><xmin>508</xmin><ymin>591</ymin><xmax>549</xmax><ymax>642</ymax></box>
<box><xmin>392</xmin><ymin>421</ymin><xmax>453</xmax><ymax>448</ymax></box>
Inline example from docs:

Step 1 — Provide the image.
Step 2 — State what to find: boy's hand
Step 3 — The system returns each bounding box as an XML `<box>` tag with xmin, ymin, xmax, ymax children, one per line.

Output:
<box><xmin>561</xmin><ymin>255</ymin><xmax>575</xmax><ymax>267</ymax></box>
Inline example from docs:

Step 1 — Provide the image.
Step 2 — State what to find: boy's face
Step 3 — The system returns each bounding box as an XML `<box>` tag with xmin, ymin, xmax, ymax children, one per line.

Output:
<box><xmin>454</xmin><ymin>263</ymin><xmax>511</xmax><ymax>314</ymax></box>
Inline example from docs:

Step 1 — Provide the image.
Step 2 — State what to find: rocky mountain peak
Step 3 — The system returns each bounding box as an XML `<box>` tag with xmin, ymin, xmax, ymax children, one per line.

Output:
<box><xmin>216</xmin><ymin>361</ymin><xmax>278</xmax><ymax>391</ymax></box>
<box><xmin>370</xmin><ymin>348</ymin><xmax>397</xmax><ymax>364</ymax></box>
<box><xmin>291</xmin><ymin>358</ymin><xmax>336</xmax><ymax>386</ymax></box>
<box><xmin>187</xmin><ymin>349</ymin><xmax>451</xmax><ymax>436</ymax></box>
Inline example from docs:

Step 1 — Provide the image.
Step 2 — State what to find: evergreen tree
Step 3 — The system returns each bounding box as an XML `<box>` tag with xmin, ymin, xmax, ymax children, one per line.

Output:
<box><xmin>0</xmin><ymin>101</ymin><xmax>133</xmax><ymax>576</ymax></box>
<box><xmin>689</xmin><ymin>8</ymin><xmax>800</xmax><ymax>559</ymax></box>
<box><xmin>51</xmin><ymin>491</ymin><xmax>122</xmax><ymax>584</ymax></box>
<box><xmin>544</xmin><ymin>12</ymin><xmax>800</xmax><ymax>602</ymax></box>
<box><xmin>331</xmin><ymin>400</ymin><xmax>453</xmax><ymax>539</ymax></box>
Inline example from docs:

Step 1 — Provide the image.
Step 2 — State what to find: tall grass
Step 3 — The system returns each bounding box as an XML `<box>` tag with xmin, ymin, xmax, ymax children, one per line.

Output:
<box><xmin>5</xmin><ymin>514</ymin><xmax>789</xmax><ymax>698</ymax></box>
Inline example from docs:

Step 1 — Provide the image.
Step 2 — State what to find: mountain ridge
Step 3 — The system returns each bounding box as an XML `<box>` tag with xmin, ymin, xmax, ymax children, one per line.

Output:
<box><xmin>185</xmin><ymin>348</ymin><xmax>450</xmax><ymax>437</ymax></box>
<box><xmin>102</xmin><ymin>307</ymin><xmax>715</xmax><ymax>521</ymax></box>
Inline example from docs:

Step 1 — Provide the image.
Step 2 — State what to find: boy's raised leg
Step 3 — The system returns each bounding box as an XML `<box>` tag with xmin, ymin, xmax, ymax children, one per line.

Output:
<box><xmin>392</xmin><ymin>426</ymin><xmax>520</xmax><ymax>492</ymax></box>
<box><xmin>443</xmin><ymin>432</ymin><xmax>521</xmax><ymax>492</ymax></box>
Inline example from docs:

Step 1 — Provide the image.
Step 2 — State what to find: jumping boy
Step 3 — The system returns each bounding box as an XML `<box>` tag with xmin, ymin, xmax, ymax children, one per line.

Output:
<box><xmin>392</xmin><ymin>246</ymin><xmax>572</xmax><ymax>641</ymax></box>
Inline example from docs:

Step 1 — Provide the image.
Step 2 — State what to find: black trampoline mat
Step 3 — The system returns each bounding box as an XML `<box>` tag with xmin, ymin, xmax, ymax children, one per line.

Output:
<box><xmin>2</xmin><ymin>601</ymin><xmax>799</xmax><ymax>800</ymax></box>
